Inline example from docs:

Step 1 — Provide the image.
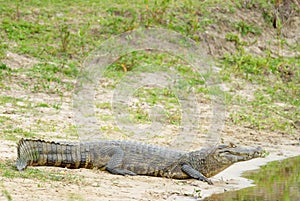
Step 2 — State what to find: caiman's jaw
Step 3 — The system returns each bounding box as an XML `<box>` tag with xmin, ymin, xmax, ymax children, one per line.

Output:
<box><xmin>189</xmin><ymin>143</ymin><xmax>265</xmax><ymax>178</ymax></box>
<box><xmin>215</xmin><ymin>144</ymin><xmax>264</xmax><ymax>164</ymax></box>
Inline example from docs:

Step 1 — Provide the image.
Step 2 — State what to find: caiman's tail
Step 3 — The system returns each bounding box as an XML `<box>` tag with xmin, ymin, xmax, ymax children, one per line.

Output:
<box><xmin>16</xmin><ymin>138</ymin><xmax>82</xmax><ymax>171</ymax></box>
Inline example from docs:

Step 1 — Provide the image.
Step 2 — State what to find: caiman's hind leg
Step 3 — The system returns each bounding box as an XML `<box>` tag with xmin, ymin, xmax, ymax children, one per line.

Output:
<box><xmin>181</xmin><ymin>164</ymin><xmax>213</xmax><ymax>185</ymax></box>
<box><xmin>104</xmin><ymin>146</ymin><xmax>137</xmax><ymax>176</ymax></box>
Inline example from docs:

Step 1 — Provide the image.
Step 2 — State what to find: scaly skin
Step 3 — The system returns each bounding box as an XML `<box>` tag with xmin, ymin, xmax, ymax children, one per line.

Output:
<box><xmin>16</xmin><ymin>139</ymin><xmax>264</xmax><ymax>184</ymax></box>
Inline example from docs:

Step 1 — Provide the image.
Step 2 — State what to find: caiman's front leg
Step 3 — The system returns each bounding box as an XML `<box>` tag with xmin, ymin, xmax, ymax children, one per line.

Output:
<box><xmin>181</xmin><ymin>164</ymin><xmax>213</xmax><ymax>185</ymax></box>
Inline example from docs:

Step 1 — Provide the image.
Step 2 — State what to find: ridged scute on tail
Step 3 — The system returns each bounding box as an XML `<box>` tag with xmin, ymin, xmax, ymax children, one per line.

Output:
<box><xmin>16</xmin><ymin>138</ymin><xmax>41</xmax><ymax>171</ymax></box>
<box><xmin>16</xmin><ymin>138</ymin><xmax>80</xmax><ymax>171</ymax></box>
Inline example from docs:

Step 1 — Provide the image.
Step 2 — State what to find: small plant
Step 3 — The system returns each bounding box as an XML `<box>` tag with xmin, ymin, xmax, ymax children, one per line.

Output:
<box><xmin>223</xmin><ymin>49</ymin><xmax>268</xmax><ymax>80</ymax></box>
<box><xmin>0</xmin><ymin>62</ymin><xmax>8</xmax><ymax>70</ymax></box>
<box><xmin>141</xmin><ymin>0</ymin><xmax>171</xmax><ymax>27</ymax></box>
<box><xmin>193</xmin><ymin>188</ymin><xmax>202</xmax><ymax>200</ymax></box>
<box><xmin>234</xmin><ymin>21</ymin><xmax>261</xmax><ymax>36</ymax></box>
<box><xmin>225</xmin><ymin>32</ymin><xmax>248</xmax><ymax>47</ymax></box>
<box><xmin>15</xmin><ymin>0</ymin><xmax>22</xmax><ymax>20</ymax></box>
<box><xmin>1</xmin><ymin>189</ymin><xmax>12</xmax><ymax>201</ymax></box>
<box><xmin>59</xmin><ymin>23</ymin><xmax>71</xmax><ymax>53</ymax></box>
<box><xmin>78</xmin><ymin>23</ymin><xmax>91</xmax><ymax>55</ymax></box>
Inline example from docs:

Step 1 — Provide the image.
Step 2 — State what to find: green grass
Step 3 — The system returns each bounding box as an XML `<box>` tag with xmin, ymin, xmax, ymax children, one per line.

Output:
<box><xmin>0</xmin><ymin>160</ymin><xmax>83</xmax><ymax>184</ymax></box>
<box><xmin>234</xmin><ymin>21</ymin><xmax>262</xmax><ymax>36</ymax></box>
<box><xmin>0</xmin><ymin>0</ymin><xmax>299</xmax><ymax>140</ymax></box>
<box><xmin>1</xmin><ymin>189</ymin><xmax>12</xmax><ymax>201</ymax></box>
<box><xmin>222</xmin><ymin>43</ymin><xmax>300</xmax><ymax>133</ymax></box>
<box><xmin>129</xmin><ymin>87</ymin><xmax>181</xmax><ymax>125</ymax></box>
<box><xmin>68</xmin><ymin>193</ymin><xmax>85</xmax><ymax>201</ymax></box>
<box><xmin>102</xmin><ymin>50</ymin><xmax>207</xmax><ymax>127</ymax></box>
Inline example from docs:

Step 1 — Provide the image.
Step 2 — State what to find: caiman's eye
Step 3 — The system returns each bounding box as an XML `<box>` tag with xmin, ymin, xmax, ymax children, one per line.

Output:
<box><xmin>229</xmin><ymin>142</ymin><xmax>237</xmax><ymax>148</ymax></box>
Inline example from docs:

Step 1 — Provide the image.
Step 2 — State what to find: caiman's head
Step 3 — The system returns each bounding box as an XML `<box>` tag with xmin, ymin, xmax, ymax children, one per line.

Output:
<box><xmin>189</xmin><ymin>143</ymin><xmax>265</xmax><ymax>177</ymax></box>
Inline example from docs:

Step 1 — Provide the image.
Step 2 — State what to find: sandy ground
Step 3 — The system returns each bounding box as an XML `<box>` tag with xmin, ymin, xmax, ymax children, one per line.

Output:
<box><xmin>1</xmin><ymin>3</ymin><xmax>300</xmax><ymax>200</ymax></box>
<box><xmin>0</xmin><ymin>126</ymin><xmax>299</xmax><ymax>201</ymax></box>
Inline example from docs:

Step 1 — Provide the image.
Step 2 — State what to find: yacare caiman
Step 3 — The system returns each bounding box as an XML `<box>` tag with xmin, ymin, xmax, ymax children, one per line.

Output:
<box><xmin>16</xmin><ymin>138</ymin><xmax>264</xmax><ymax>184</ymax></box>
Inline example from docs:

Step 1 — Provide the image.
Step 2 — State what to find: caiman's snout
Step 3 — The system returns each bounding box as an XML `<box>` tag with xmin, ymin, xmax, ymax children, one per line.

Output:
<box><xmin>218</xmin><ymin>144</ymin><xmax>265</xmax><ymax>163</ymax></box>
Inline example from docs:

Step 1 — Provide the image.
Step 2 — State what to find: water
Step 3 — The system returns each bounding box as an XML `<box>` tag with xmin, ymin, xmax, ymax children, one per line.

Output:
<box><xmin>203</xmin><ymin>156</ymin><xmax>300</xmax><ymax>201</ymax></box>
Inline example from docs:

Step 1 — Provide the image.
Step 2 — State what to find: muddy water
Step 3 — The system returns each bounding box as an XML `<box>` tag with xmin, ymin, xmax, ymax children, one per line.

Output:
<box><xmin>203</xmin><ymin>156</ymin><xmax>300</xmax><ymax>201</ymax></box>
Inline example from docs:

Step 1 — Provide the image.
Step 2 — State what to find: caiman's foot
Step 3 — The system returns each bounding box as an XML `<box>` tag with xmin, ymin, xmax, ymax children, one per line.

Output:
<box><xmin>204</xmin><ymin>179</ymin><xmax>213</xmax><ymax>185</ymax></box>
<box><xmin>195</xmin><ymin>174</ymin><xmax>213</xmax><ymax>185</ymax></box>
<box><xmin>181</xmin><ymin>164</ymin><xmax>213</xmax><ymax>185</ymax></box>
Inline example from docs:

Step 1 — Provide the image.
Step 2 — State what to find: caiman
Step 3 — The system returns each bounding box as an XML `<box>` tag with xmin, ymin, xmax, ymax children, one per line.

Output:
<box><xmin>16</xmin><ymin>138</ymin><xmax>264</xmax><ymax>184</ymax></box>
